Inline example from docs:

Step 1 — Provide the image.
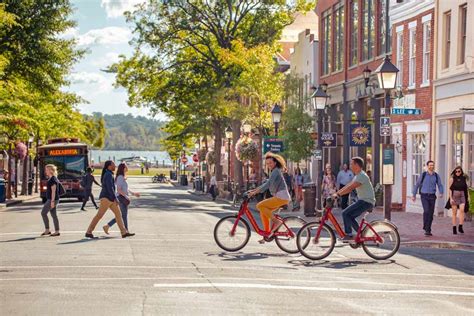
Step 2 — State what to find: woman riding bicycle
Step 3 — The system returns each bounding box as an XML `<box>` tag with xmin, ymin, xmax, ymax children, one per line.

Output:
<box><xmin>248</xmin><ymin>152</ymin><xmax>291</xmax><ymax>243</ymax></box>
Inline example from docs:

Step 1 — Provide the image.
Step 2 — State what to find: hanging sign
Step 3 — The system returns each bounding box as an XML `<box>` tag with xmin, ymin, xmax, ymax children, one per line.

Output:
<box><xmin>462</xmin><ymin>112</ymin><xmax>474</xmax><ymax>133</ymax></box>
<box><xmin>263</xmin><ymin>137</ymin><xmax>284</xmax><ymax>154</ymax></box>
<box><xmin>349</xmin><ymin>124</ymin><xmax>372</xmax><ymax>147</ymax></box>
<box><xmin>318</xmin><ymin>132</ymin><xmax>337</xmax><ymax>148</ymax></box>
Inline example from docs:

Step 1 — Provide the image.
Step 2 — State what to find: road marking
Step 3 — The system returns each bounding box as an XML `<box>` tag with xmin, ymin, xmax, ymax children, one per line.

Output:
<box><xmin>0</xmin><ymin>232</ymin><xmax>211</xmax><ymax>236</ymax></box>
<box><xmin>152</xmin><ymin>282</ymin><xmax>474</xmax><ymax>297</ymax></box>
<box><xmin>0</xmin><ymin>266</ymin><xmax>471</xmax><ymax>278</ymax></box>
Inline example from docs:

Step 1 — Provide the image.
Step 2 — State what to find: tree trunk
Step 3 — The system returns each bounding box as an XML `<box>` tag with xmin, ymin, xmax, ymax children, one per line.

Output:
<box><xmin>21</xmin><ymin>146</ymin><xmax>28</xmax><ymax>195</ymax></box>
<box><xmin>6</xmin><ymin>147</ymin><xmax>12</xmax><ymax>199</ymax></box>
<box><xmin>204</xmin><ymin>135</ymin><xmax>210</xmax><ymax>190</ymax></box>
<box><xmin>14</xmin><ymin>156</ymin><xmax>18</xmax><ymax>198</ymax></box>
<box><xmin>231</xmin><ymin>120</ymin><xmax>244</xmax><ymax>188</ymax></box>
<box><xmin>213</xmin><ymin>120</ymin><xmax>223</xmax><ymax>181</ymax></box>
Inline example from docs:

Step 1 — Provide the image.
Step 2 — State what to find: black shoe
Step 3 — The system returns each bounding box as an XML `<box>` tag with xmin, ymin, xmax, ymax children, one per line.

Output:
<box><xmin>85</xmin><ymin>233</ymin><xmax>96</xmax><ymax>239</ymax></box>
<box><xmin>40</xmin><ymin>231</ymin><xmax>51</xmax><ymax>236</ymax></box>
<box><xmin>122</xmin><ymin>232</ymin><xmax>135</xmax><ymax>238</ymax></box>
<box><xmin>453</xmin><ymin>226</ymin><xmax>457</xmax><ymax>235</ymax></box>
<box><xmin>458</xmin><ymin>225</ymin><xmax>464</xmax><ymax>234</ymax></box>
<box><xmin>424</xmin><ymin>231</ymin><xmax>433</xmax><ymax>237</ymax></box>
<box><xmin>342</xmin><ymin>235</ymin><xmax>354</xmax><ymax>243</ymax></box>
<box><xmin>81</xmin><ymin>208</ymin><xmax>86</xmax><ymax>211</ymax></box>
<box><xmin>51</xmin><ymin>232</ymin><xmax>60</xmax><ymax>237</ymax></box>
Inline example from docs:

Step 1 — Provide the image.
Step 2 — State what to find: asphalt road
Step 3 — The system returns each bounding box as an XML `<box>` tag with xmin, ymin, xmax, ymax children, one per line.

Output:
<box><xmin>0</xmin><ymin>178</ymin><xmax>473</xmax><ymax>315</ymax></box>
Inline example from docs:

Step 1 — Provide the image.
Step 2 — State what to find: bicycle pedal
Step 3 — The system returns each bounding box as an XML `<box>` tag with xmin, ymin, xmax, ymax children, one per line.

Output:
<box><xmin>264</xmin><ymin>236</ymin><xmax>275</xmax><ymax>242</ymax></box>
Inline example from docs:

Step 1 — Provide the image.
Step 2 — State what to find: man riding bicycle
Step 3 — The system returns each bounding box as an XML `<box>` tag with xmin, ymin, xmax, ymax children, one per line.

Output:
<box><xmin>332</xmin><ymin>157</ymin><xmax>376</xmax><ymax>242</ymax></box>
<box><xmin>248</xmin><ymin>152</ymin><xmax>291</xmax><ymax>243</ymax></box>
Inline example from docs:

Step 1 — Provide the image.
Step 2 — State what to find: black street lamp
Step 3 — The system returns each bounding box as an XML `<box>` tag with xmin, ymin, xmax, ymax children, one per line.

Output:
<box><xmin>363</xmin><ymin>66</ymin><xmax>372</xmax><ymax>87</ymax></box>
<box><xmin>225</xmin><ymin>126</ymin><xmax>233</xmax><ymax>191</ymax></box>
<box><xmin>376</xmin><ymin>55</ymin><xmax>399</xmax><ymax>221</ymax></box>
<box><xmin>271</xmin><ymin>104</ymin><xmax>282</xmax><ymax>136</ymax></box>
<box><xmin>311</xmin><ymin>84</ymin><xmax>330</xmax><ymax>210</ymax></box>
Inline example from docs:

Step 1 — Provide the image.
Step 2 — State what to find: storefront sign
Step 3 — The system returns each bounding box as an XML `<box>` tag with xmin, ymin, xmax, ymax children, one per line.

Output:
<box><xmin>263</xmin><ymin>137</ymin><xmax>284</xmax><ymax>154</ymax></box>
<box><xmin>462</xmin><ymin>112</ymin><xmax>474</xmax><ymax>133</ymax></box>
<box><xmin>312</xmin><ymin>149</ymin><xmax>322</xmax><ymax>160</ymax></box>
<box><xmin>48</xmin><ymin>149</ymin><xmax>79</xmax><ymax>156</ymax></box>
<box><xmin>319</xmin><ymin>132</ymin><xmax>337</xmax><ymax>148</ymax></box>
<box><xmin>381</xmin><ymin>144</ymin><xmax>395</xmax><ymax>185</ymax></box>
<box><xmin>349</xmin><ymin>124</ymin><xmax>372</xmax><ymax>147</ymax></box>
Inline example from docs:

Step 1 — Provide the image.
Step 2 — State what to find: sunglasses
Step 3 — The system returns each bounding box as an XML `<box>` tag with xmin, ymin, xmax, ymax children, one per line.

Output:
<box><xmin>455</xmin><ymin>170</ymin><xmax>462</xmax><ymax>173</ymax></box>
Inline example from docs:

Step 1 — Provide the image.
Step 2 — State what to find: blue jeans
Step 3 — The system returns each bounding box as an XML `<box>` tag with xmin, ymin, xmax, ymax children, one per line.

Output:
<box><xmin>420</xmin><ymin>193</ymin><xmax>436</xmax><ymax>233</ymax></box>
<box><xmin>107</xmin><ymin>200</ymin><xmax>128</xmax><ymax>230</ymax></box>
<box><xmin>342</xmin><ymin>200</ymin><xmax>374</xmax><ymax>235</ymax></box>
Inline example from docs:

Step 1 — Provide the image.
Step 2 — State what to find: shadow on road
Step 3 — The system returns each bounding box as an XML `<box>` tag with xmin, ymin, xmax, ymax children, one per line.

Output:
<box><xmin>288</xmin><ymin>258</ymin><xmax>395</xmax><ymax>269</ymax></box>
<box><xmin>205</xmin><ymin>251</ymin><xmax>289</xmax><ymax>261</ymax></box>
<box><xmin>56</xmin><ymin>237</ymin><xmax>115</xmax><ymax>245</ymax></box>
<box><xmin>0</xmin><ymin>236</ymin><xmax>38</xmax><ymax>243</ymax></box>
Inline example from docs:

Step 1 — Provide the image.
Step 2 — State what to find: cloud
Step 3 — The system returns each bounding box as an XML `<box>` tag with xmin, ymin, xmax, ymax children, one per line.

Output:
<box><xmin>91</xmin><ymin>52</ymin><xmax>122</xmax><ymax>68</ymax></box>
<box><xmin>101</xmin><ymin>0</ymin><xmax>144</xmax><ymax>18</ymax></box>
<box><xmin>68</xmin><ymin>71</ymin><xmax>114</xmax><ymax>94</ymax></box>
<box><xmin>76</xmin><ymin>27</ymin><xmax>131</xmax><ymax>47</ymax></box>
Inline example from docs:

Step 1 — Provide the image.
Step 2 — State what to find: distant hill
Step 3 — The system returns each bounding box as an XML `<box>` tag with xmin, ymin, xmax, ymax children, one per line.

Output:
<box><xmin>91</xmin><ymin>113</ymin><xmax>167</xmax><ymax>150</ymax></box>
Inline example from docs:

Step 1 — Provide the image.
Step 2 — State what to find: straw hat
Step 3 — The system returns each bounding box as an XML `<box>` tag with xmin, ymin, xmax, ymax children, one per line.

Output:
<box><xmin>264</xmin><ymin>152</ymin><xmax>286</xmax><ymax>170</ymax></box>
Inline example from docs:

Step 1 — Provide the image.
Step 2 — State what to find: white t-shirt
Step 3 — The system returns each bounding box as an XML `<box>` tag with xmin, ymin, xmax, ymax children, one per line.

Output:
<box><xmin>210</xmin><ymin>176</ymin><xmax>217</xmax><ymax>186</ymax></box>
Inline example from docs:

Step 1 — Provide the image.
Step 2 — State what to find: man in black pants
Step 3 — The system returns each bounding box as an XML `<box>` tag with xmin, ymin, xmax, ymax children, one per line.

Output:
<box><xmin>412</xmin><ymin>161</ymin><xmax>444</xmax><ymax>236</ymax></box>
<box><xmin>80</xmin><ymin>167</ymin><xmax>101</xmax><ymax>211</ymax></box>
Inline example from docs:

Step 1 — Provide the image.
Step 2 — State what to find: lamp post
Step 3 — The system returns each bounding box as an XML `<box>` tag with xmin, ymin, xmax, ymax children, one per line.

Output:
<box><xmin>375</xmin><ymin>55</ymin><xmax>399</xmax><ymax>221</ymax></box>
<box><xmin>225</xmin><ymin>126</ymin><xmax>233</xmax><ymax>191</ymax></box>
<box><xmin>311</xmin><ymin>85</ymin><xmax>330</xmax><ymax>210</ymax></box>
<box><xmin>271</xmin><ymin>104</ymin><xmax>282</xmax><ymax>136</ymax></box>
<box><xmin>27</xmin><ymin>134</ymin><xmax>34</xmax><ymax>195</ymax></box>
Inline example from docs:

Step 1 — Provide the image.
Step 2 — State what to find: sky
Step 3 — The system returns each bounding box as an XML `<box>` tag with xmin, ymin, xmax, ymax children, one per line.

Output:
<box><xmin>64</xmin><ymin>0</ymin><xmax>163</xmax><ymax>119</ymax></box>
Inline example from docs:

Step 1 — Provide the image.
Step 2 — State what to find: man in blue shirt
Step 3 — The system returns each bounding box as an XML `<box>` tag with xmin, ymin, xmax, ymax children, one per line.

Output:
<box><xmin>412</xmin><ymin>160</ymin><xmax>444</xmax><ymax>236</ymax></box>
<box><xmin>336</xmin><ymin>163</ymin><xmax>354</xmax><ymax>209</ymax></box>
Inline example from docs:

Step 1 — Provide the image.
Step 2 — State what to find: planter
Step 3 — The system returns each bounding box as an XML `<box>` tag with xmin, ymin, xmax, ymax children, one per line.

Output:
<box><xmin>235</xmin><ymin>136</ymin><xmax>258</xmax><ymax>162</ymax></box>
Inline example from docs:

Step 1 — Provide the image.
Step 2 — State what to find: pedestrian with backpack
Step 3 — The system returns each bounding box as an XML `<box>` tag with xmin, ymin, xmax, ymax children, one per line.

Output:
<box><xmin>412</xmin><ymin>160</ymin><xmax>444</xmax><ymax>237</ymax></box>
<box><xmin>40</xmin><ymin>164</ymin><xmax>61</xmax><ymax>237</ymax></box>
<box><xmin>80</xmin><ymin>167</ymin><xmax>101</xmax><ymax>211</ymax></box>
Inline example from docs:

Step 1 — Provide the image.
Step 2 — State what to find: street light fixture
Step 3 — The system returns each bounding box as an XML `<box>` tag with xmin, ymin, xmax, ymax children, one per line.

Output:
<box><xmin>225</xmin><ymin>126</ymin><xmax>233</xmax><ymax>191</ymax></box>
<box><xmin>311</xmin><ymin>84</ymin><xmax>329</xmax><ymax>110</ymax></box>
<box><xmin>375</xmin><ymin>55</ymin><xmax>399</xmax><ymax>90</ymax></box>
<box><xmin>271</xmin><ymin>104</ymin><xmax>282</xmax><ymax>136</ymax></box>
<box><xmin>363</xmin><ymin>66</ymin><xmax>372</xmax><ymax>88</ymax></box>
<box><xmin>320</xmin><ymin>81</ymin><xmax>328</xmax><ymax>93</ymax></box>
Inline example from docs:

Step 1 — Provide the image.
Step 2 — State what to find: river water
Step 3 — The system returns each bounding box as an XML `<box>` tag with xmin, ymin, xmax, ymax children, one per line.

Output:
<box><xmin>90</xmin><ymin>150</ymin><xmax>172</xmax><ymax>165</ymax></box>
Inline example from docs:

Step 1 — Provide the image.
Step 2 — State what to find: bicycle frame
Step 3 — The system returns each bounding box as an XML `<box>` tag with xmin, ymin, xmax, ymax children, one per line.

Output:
<box><xmin>230</xmin><ymin>199</ymin><xmax>295</xmax><ymax>238</ymax></box>
<box><xmin>315</xmin><ymin>206</ymin><xmax>384</xmax><ymax>244</ymax></box>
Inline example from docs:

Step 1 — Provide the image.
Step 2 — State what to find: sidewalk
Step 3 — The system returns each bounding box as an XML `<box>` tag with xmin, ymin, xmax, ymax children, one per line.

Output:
<box><xmin>176</xmin><ymin>182</ymin><xmax>474</xmax><ymax>250</ymax></box>
<box><xmin>0</xmin><ymin>193</ymin><xmax>41</xmax><ymax>210</ymax></box>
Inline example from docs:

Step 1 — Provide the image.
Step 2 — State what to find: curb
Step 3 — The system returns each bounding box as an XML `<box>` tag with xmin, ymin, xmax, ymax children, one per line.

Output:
<box><xmin>0</xmin><ymin>195</ymin><xmax>41</xmax><ymax>211</ymax></box>
<box><xmin>401</xmin><ymin>240</ymin><xmax>474</xmax><ymax>250</ymax></box>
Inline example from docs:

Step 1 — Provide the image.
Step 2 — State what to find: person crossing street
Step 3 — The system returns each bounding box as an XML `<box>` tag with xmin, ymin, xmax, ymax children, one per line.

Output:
<box><xmin>80</xmin><ymin>167</ymin><xmax>101</xmax><ymax>211</ymax></box>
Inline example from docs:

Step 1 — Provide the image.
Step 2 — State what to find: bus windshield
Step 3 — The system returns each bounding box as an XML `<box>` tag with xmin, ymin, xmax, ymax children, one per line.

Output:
<box><xmin>42</xmin><ymin>155</ymin><xmax>86</xmax><ymax>179</ymax></box>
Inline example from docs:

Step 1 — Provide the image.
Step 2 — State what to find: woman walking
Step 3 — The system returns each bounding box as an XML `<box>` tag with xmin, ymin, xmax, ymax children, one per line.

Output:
<box><xmin>209</xmin><ymin>173</ymin><xmax>218</xmax><ymax>201</ymax></box>
<box><xmin>102</xmin><ymin>163</ymin><xmax>140</xmax><ymax>234</ymax></box>
<box><xmin>447</xmin><ymin>167</ymin><xmax>469</xmax><ymax>234</ymax></box>
<box><xmin>85</xmin><ymin>160</ymin><xmax>134</xmax><ymax>239</ymax></box>
<box><xmin>248</xmin><ymin>153</ymin><xmax>291</xmax><ymax>243</ymax></box>
<box><xmin>322</xmin><ymin>165</ymin><xmax>337</xmax><ymax>207</ymax></box>
<box><xmin>293</xmin><ymin>168</ymin><xmax>303</xmax><ymax>204</ymax></box>
<box><xmin>41</xmin><ymin>164</ymin><xmax>61</xmax><ymax>237</ymax></box>
<box><xmin>80</xmin><ymin>167</ymin><xmax>101</xmax><ymax>211</ymax></box>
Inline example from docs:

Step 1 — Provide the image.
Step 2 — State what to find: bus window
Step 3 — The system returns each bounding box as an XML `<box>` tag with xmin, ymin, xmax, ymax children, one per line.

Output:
<box><xmin>64</xmin><ymin>156</ymin><xmax>85</xmax><ymax>178</ymax></box>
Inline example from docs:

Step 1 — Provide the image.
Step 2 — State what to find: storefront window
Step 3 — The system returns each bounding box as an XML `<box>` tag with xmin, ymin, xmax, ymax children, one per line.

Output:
<box><xmin>452</xmin><ymin>119</ymin><xmax>463</xmax><ymax>169</ymax></box>
<box><xmin>412</xmin><ymin>134</ymin><xmax>427</xmax><ymax>186</ymax></box>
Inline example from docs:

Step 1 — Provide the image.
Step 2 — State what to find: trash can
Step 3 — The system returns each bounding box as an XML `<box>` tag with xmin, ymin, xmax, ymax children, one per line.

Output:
<box><xmin>28</xmin><ymin>179</ymin><xmax>33</xmax><ymax>195</ymax></box>
<box><xmin>194</xmin><ymin>177</ymin><xmax>203</xmax><ymax>191</ymax></box>
<box><xmin>180</xmin><ymin>174</ymin><xmax>188</xmax><ymax>186</ymax></box>
<box><xmin>0</xmin><ymin>179</ymin><xmax>5</xmax><ymax>203</ymax></box>
<box><xmin>303</xmin><ymin>182</ymin><xmax>317</xmax><ymax>217</ymax></box>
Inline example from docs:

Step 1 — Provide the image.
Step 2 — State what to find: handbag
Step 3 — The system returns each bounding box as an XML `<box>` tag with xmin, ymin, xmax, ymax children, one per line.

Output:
<box><xmin>444</xmin><ymin>198</ymin><xmax>451</xmax><ymax>210</ymax></box>
<box><xmin>117</xmin><ymin>194</ymin><xmax>130</xmax><ymax>206</ymax></box>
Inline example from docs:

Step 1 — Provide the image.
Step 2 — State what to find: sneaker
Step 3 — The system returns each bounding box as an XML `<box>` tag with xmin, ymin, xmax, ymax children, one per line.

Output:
<box><xmin>342</xmin><ymin>235</ymin><xmax>354</xmax><ymax>243</ymax></box>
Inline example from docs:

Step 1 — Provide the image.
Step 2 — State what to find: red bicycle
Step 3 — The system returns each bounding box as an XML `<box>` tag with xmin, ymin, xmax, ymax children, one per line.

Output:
<box><xmin>214</xmin><ymin>193</ymin><xmax>308</xmax><ymax>254</ymax></box>
<box><xmin>296</xmin><ymin>197</ymin><xmax>400</xmax><ymax>260</ymax></box>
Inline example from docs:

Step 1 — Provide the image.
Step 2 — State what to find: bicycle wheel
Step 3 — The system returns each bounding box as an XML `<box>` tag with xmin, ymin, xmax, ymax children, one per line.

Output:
<box><xmin>214</xmin><ymin>215</ymin><xmax>251</xmax><ymax>252</ymax></box>
<box><xmin>296</xmin><ymin>222</ymin><xmax>335</xmax><ymax>260</ymax></box>
<box><xmin>362</xmin><ymin>220</ymin><xmax>400</xmax><ymax>260</ymax></box>
<box><xmin>274</xmin><ymin>216</ymin><xmax>307</xmax><ymax>254</ymax></box>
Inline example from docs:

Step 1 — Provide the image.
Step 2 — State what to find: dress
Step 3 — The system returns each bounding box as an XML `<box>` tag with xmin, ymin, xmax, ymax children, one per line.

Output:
<box><xmin>322</xmin><ymin>174</ymin><xmax>337</xmax><ymax>201</ymax></box>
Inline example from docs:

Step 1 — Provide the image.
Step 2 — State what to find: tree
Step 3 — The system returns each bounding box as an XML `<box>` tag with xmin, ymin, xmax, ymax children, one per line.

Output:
<box><xmin>115</xmin><ymin>0</ymin><xmax>315</xmax><ymax>181</ymax></box>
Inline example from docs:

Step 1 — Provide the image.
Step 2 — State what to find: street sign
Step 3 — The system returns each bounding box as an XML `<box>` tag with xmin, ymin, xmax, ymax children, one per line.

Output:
<box><xmin>380</xmin><ymin>127</ymin><xmax>391</xmax><ymax>137</ymax></box>
<box><xmin>318</xmin><ymin>132</ymin><xmax>337</xmax><ymax>148</ymax></box>
<box><xmin>263</xmin><ymin>137</ymin><xmax>284</xmax><ymax>154</ymax></box>
<box><xmin>380</xmin><ymin>117</ymin><xmax>390</xmax><ymax>128</ymax></box>
<box><xmin>313</xmin><ymin>149</ymin><xmax>322</xmax><ymax>160</ymax></box>
<box><xmin>381</xmin><ymin>144</ymin><xmax>395</xmax><ymax>185</ymax></box>
<box><xmin>391</xmin><ymin>108</ymin><xmax>422</xmax><ymax>115</ymax></box>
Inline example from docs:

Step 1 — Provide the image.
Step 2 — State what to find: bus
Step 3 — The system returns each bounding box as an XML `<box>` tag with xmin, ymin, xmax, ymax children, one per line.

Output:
<box><xmin>38</xmin><ymin>138</ymin><xmax>89</xmax><ymax>203</ymax></box>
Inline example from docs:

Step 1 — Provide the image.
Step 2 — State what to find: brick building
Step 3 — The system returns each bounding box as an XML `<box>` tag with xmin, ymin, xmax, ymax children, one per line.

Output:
<box><xmin>390</xmin><ymin>0</ymin><xmax>435</xmax><ymax>213</ymax></box>
<box><xmin>315</xmin><ymin>0</ymin><xmax>393</xmax><ymax>190</ymax></box>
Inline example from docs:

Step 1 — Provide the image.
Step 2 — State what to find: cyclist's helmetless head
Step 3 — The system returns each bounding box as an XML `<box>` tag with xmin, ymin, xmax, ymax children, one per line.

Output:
<box><xmin>350</xmin><ymin>157</ymin><xmax>364</xmax><ymax>174</ymax></box>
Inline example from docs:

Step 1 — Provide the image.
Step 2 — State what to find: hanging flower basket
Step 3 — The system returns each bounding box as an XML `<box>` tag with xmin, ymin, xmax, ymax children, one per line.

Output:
<box><xmin>235</xmin><ymin>136</ymin><xmax>258</xmax><ymax>162</ymax></box>
<box><xmin>206</xmin><ymin>151</ymin><xmax>216</xmax><ymax>165</ymax></box>
<box><xmin>15</xmin><ymin>142</ymin><xmax>27</xmax><ymax>160</ymax></box>
<box><xmin>198</xmin><ymin>148</ymin><xmax>207</xmax><ymax>162</ymax></box>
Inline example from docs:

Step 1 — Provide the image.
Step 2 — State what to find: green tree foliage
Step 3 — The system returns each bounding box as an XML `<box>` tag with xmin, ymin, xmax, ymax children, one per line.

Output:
<box><xmin>114</xmin><ymin>0</ymin><xmax>315</xmax><ymax>180</ymax></box>
<box><xmin>92</xmin><ymin>113</ymin><xmax>167</xmax><ymax>151</ymax></box>
<box><xmin>280</xmin><ymin>75</ymin><xmax>314</xmax><ymax>163</ymax></box>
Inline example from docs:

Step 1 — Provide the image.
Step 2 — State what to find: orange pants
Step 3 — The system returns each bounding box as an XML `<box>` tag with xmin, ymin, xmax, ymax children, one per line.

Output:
<box><xmin>256</xmin><ymin>197</ymin><xmax>289</xmax><ymax>232</ymax></box>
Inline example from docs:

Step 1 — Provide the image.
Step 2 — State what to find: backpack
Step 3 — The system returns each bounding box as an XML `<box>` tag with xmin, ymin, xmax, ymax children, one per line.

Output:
<box><xmin>57</xmin><ymin>180</ymin><xmax>66</xmax><ymax>197</ymax></box>
<box><xmin>419</xmin><ymin>171</ymin><xmax>439</xmax><ymax>194</ymax></box>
